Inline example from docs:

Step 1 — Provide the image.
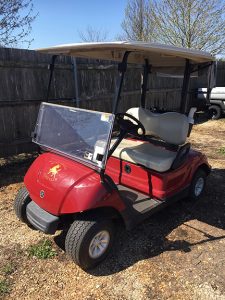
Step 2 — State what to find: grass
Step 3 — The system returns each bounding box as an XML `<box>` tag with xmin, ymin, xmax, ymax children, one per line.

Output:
<box><xmin>2</xmin><ymin>263</ymin><xmax>14</xmax><ymax>276</ymax></box>
<box><xmin>27</xmin><ymin>239</ymin><xmax>57</xmax><ymax>259</ymax></box>
<box><xmin>218</xmin><ymin>147</ymin><xmax>225</xmax><ymax>155</ymax></box>
<box><xmin>0</xmin><ymin>279</ymin><xmax>10</xmax><ymax>296</ymax></box>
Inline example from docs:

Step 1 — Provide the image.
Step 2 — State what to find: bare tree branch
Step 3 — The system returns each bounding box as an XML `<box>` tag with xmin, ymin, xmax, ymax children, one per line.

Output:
<box><xmin>120</xmin><ymin>0</ymin><xmax>225</xmax><ymax>55</ymax></box>
<box><xmin>120</xmin><ymin>0</ymin><xmax>155</xmax><ymax>41</ymax></box>
<box><xmin>78</xmin><ymin>25</ymin><xmax>108</xmax><ymax>42</ymax></box>
<box><xmin>151</xmin><ymin>0</ymin><xmax>225</xmax><ymax>55</ymax></box>
<box><xmin>0</xmin><ymin>0</ymin><xmax>37</xmax><ymax>48</ymax></box>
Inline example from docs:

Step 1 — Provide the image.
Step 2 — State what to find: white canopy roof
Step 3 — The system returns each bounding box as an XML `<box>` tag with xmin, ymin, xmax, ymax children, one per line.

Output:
<box><xmin>37</xmin><ymin>41</ymin><xmax>214</xmax><ymax>67</ymax></box>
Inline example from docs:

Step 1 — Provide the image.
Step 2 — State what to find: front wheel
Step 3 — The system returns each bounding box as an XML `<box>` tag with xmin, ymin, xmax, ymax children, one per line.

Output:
<box><xmin>65</xmin><ymin>218</ymin><xmax>115</xmax><ymax>270</ymax></box>
<box><xmin>14</xmin><ymin>187</ymin><xmax>31</xmax><ymax>224</ymax></box>
<box><xmin>189</xmin><ymin>169</ymin><xmax>207</xmax><ymax>200</ymax></box>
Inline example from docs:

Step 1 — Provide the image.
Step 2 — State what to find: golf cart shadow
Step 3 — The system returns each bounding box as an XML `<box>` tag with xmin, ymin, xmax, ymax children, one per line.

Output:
<box><xmin>85</xmin><ymin>167</ymin><xmax>225</xmax><ymax>276</ymax></box>
<box><xmin>194</xmin><ymin>112</ymin><xmax>210</xmax><ymax>124</ymax></box>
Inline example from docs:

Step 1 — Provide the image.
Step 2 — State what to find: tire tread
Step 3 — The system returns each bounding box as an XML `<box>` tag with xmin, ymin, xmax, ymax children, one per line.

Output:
<box><xmin>209</xmin><ymin>105</ymin><xmax>221</xmax><ymax>120</ymax></box>
<box><xmin>65</xmin><ymin>220</ymin><xmax>94</xmax><ymax>265</ymax></box>
<box><xmin>65</xmin><ymin>217</ymin><xmax>114</xmax><ymax>269</ymax></box>
<box><xmin>189</xmin><ymin>169</ymin><xmax>207</xmax><ymax>200</ymax></box>
<box><xmin>14</xmin><ymin>187</ymin><xmax>31</xmax><ymax>223</ymax></box>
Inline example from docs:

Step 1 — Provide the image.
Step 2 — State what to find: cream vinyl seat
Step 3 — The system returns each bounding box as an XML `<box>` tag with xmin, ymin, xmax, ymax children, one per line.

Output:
<box><xmin>111</xmin><ymin>107</ymin><xmax>190</xmax><ymax>172</ymax></box>
<box><xmin>111</xmin><ymin>138</ymin><xmax>177</xmax><ymax>172</ymax></box>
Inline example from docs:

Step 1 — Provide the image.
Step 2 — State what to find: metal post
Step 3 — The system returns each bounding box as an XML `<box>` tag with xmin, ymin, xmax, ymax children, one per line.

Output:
<box><xmin>113</xmin><ymin>51</ymin><xmax>130</xmax><ymax>114</ymax></box>
<box><xmin>206</xmin><ymin>61</ymin><xmax>216</xmax><ymax>106</ymax></box>
<box><xmin>141</xmin><ymin>59</ymin><xmax>151</xmax><ymax>108</ymax></box>
<box><xmin>180</xmin><ymin>59</ymin><xmax>191</xmax><ymax>114</ymax></box>
<box><xmin>46</xmin><ymin>55</ymin><xmax>58</xmax><ymax>102</ymax></box>
<box><xmin>71</xmin><ymin>57</ymin><xmax>79</xmax><ymax>107</ymax></box>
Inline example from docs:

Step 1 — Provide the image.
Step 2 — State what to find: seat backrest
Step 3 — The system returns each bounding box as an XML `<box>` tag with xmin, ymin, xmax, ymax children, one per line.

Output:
<box><xmin>126</xmin><ymin>107</ymin><xmax>189</xmax><ymax>145</ymax></box>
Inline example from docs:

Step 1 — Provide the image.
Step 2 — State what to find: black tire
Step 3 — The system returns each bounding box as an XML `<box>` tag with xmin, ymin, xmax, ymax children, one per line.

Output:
<box><xmin>14</xmin><ymin>187</ymin><xmax>31</xmax><ymax>224</ymax></box>
<box><xmin>208</xmin><ymin>105</ymin><xmax>221</xmax><ymax>120</ymax></box>
<box><xmin>65</xmin><ymin>218</ymin><xmax>115</xmax><ymax>270</ymax></box>
<box><xmin>189</xmin><ymin>169</ymin><xmax>207</xmax><ymax>201</ymax></box>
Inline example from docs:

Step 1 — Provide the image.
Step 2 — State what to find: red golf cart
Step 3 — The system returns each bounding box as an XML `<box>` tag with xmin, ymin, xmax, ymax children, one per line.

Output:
<box><xmin>14</xmin><ymin>42</ymin><xmax>215</xmax><ymax>270</ymax></box>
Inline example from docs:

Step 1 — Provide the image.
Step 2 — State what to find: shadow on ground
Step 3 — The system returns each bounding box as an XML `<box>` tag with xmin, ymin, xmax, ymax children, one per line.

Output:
<box><xmin>0</xmin><ymin>154</ymin><xmax>37</xmax><ymax>188</ymax></box>
<box><xmin>194</xmin><ymin>111</ymin><xmax>210</xmax><ymax>124</ymax></box>
<box><xmin>54</xmin><ymin>168</ymin><xmax>225</xmax><ymax>276</ymax></box>
<box><xmin>2</xmin><ymin>153</ymin><xmax>224</xmax><ymax>276</ymax></box>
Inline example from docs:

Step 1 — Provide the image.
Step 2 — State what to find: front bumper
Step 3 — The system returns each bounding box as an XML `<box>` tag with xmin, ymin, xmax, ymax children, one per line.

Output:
<box><xmin>26</xmin><ymin>201</ymin><xmax>59</xmax><ymax>234</ymax></box>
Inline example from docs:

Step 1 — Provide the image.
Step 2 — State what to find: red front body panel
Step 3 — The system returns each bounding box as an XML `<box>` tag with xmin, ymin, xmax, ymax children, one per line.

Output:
<box><xmin>24</xmin><ymin>153</ymin><xmax>125</xmax><ymax>216</ymax></box>
<box><xmin>24</xmin><ymin>149</ymin><xmax>210</xmax><ymax>217</ymax></box>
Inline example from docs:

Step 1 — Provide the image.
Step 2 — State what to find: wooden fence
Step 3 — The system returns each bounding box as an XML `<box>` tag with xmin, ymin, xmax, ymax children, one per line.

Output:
<box><xmin>0</xmin><ymin>47</ymin><xmax>224</xmax><ymax>157</ymax></box>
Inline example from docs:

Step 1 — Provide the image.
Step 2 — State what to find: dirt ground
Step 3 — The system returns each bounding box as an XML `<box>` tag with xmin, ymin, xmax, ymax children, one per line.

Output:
<box><xmin>0</xmin><ymin>118</ymin><xmax>225</xmax><ymax>300</ymax></box>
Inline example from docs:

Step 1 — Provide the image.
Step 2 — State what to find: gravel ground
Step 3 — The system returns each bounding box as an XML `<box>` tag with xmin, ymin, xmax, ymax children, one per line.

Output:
<box><xmin>0</xmin><ymin>119</ymin><xmax>225</xmax><ymax>300</ymax></box>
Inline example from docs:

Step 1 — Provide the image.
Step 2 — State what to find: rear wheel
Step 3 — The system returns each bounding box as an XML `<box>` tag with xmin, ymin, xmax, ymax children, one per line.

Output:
<box><xmin>14</xmin><ymin>187</ymin><xmax>31</xmax><ymax>224</ymax></box>
<box><xmin>189</xmin><ymin>169</ymin><xmax>207</xmax><ymax>200</ymax></box>
<box><xmin>208</xmin><ymin>105</ymin><xmax>221</xmax><ymax>120</ymax></box>
<box><xmin>65</xmin><ymin>217</ymin><xmax>115</xmax><ymax>270</ymax></box>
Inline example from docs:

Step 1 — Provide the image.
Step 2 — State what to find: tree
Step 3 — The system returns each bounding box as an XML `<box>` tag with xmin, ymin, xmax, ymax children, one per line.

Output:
<box><xmin>79</xmin><ymin>25</ymin><xmax>108</xmax><ymax>42</ymax></box>
<box><xmin>152</xmin><ymin>0</ymin><xmax>225</xmax><ymax>55</ymax></box>
<box><xmin>120</xmin><ymin>0</ymin><xmax>154</xmax><ymax>41</ymax></box>
<box><xmin>0</xmin><ymin>0</ymin><xmax>37</xmax><ymax>48</ymax></box>
<box><xmin>120</xmin><ymin>0</ymin><xmax>225</xmax><ymax>55</ymax></box>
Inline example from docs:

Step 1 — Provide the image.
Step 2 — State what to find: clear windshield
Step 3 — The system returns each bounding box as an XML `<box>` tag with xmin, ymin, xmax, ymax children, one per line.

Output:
<box><xmin>33</xmin><ymin>102</ymin><xmax>114</xmax><ymax>170</ymax></box>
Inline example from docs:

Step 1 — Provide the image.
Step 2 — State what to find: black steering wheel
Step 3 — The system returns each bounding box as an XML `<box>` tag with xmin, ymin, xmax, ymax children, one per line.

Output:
<box><xmin>115</xmin><ymin>112</ymin><xmax>146</xmax><ymax>137</ymax></box>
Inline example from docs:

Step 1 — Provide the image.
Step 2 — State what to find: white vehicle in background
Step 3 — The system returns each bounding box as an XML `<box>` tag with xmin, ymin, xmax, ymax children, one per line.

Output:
<box><xmin>198</xmin><ymin>87</ymin><xmax>225</xmax><ymax>119</ymax></box>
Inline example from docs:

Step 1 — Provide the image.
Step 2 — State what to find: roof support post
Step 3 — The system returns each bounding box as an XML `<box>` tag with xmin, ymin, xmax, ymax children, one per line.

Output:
<box><xmin>71</xmin><ymin>57</ymin><xmax>79</xmax><ymax>107</ymax></box>
<box><xmin>46</xmin><ymin>55</ymin><xmax>58</xmax><ymax>102</ymax></box>
<box><xmin>113</xmin><ymin>51</ymin><xmax>130</xmax><ymax>114</ymax></box>
<box><xmin>180</xmin><ymin>59</ymin><xmax>191</xmax><ymax>114</ymax></box>
<box><xmin>141</xmin><ymin>59</ymin><xmax>151</xmax><ymax>108</ymax></box>
<box><xmin>206</xmin><ymin>61</ymin><xmax>216</xmax><ymax>105</ymax></box>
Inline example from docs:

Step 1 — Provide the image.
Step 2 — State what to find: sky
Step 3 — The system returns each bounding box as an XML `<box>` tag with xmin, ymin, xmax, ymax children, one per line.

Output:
<box><xmin>30</xmin><ymin>0</ymin><xmax>127</xmax><ymax>49</ymax></box>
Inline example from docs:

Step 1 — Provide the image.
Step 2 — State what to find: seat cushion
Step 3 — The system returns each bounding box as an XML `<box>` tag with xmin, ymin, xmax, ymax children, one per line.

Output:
<box><xmin>111</xmin><ymin>138</ymin><xmax>177</xmax><ymax>172</ymax></box>
<box><xmin>126</xmin><ymin>107</ymin><xmax>189</xmax><ymax>145</ymax></box>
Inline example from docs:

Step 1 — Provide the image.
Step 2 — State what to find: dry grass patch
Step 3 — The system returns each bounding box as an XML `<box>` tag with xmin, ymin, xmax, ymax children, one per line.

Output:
<box><xmin>0</xmin><ymin>119</ymin><xmax>225</xmax><ymax>300</ymax></box>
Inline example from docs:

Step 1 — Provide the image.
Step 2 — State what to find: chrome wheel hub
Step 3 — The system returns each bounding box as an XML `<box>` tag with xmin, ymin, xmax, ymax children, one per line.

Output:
<box><xmin>88</xmin><ymin>230</ymin><xmax>110</xmax><ymax>259</ymax></box>
<box><xmin>194</xmin><ymin>177</ymin><xmax>204</xmax><ymax>197</ymax></box>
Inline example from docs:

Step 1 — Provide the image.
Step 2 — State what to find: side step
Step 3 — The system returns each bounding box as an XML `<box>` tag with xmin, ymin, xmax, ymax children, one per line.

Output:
<box><xmin>117</xmin><ymin>185</ymin><xmax>166</xmax><ymax>228</ymax></box>
<box><xmin>117</xmin><ymin>184</ymin><xmax>189</xmax><ymax>229</ymax></box>
<box><xmin>117</xmin><ymin>185</ymin><xmax>162</xmax><ymax>213</ymax></box>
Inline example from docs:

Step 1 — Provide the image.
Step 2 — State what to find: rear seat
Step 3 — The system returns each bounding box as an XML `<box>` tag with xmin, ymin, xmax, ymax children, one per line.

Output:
<box><xmin>111</xmin><ymin>107</ymin><xmax>190</xmax><ymax>172</ymax></box>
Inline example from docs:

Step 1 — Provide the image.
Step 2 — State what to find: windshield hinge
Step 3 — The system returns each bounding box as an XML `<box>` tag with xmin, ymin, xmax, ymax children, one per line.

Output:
<box><xmin>100</xmin><ymin>169</ymin><xmax>105</xmax><ymax>184</ymax></box>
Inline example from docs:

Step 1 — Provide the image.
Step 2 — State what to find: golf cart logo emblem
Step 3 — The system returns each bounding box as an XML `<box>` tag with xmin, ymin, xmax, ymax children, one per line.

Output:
<box><xmin>40</xmin><ymin>190</ymin><xmax>45</xmax><ymax>198</ymax></box>
<box><xmin>48</xmin><ymin>164</ymin><xmax>62</xmax><ymax>180</ymax></box>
